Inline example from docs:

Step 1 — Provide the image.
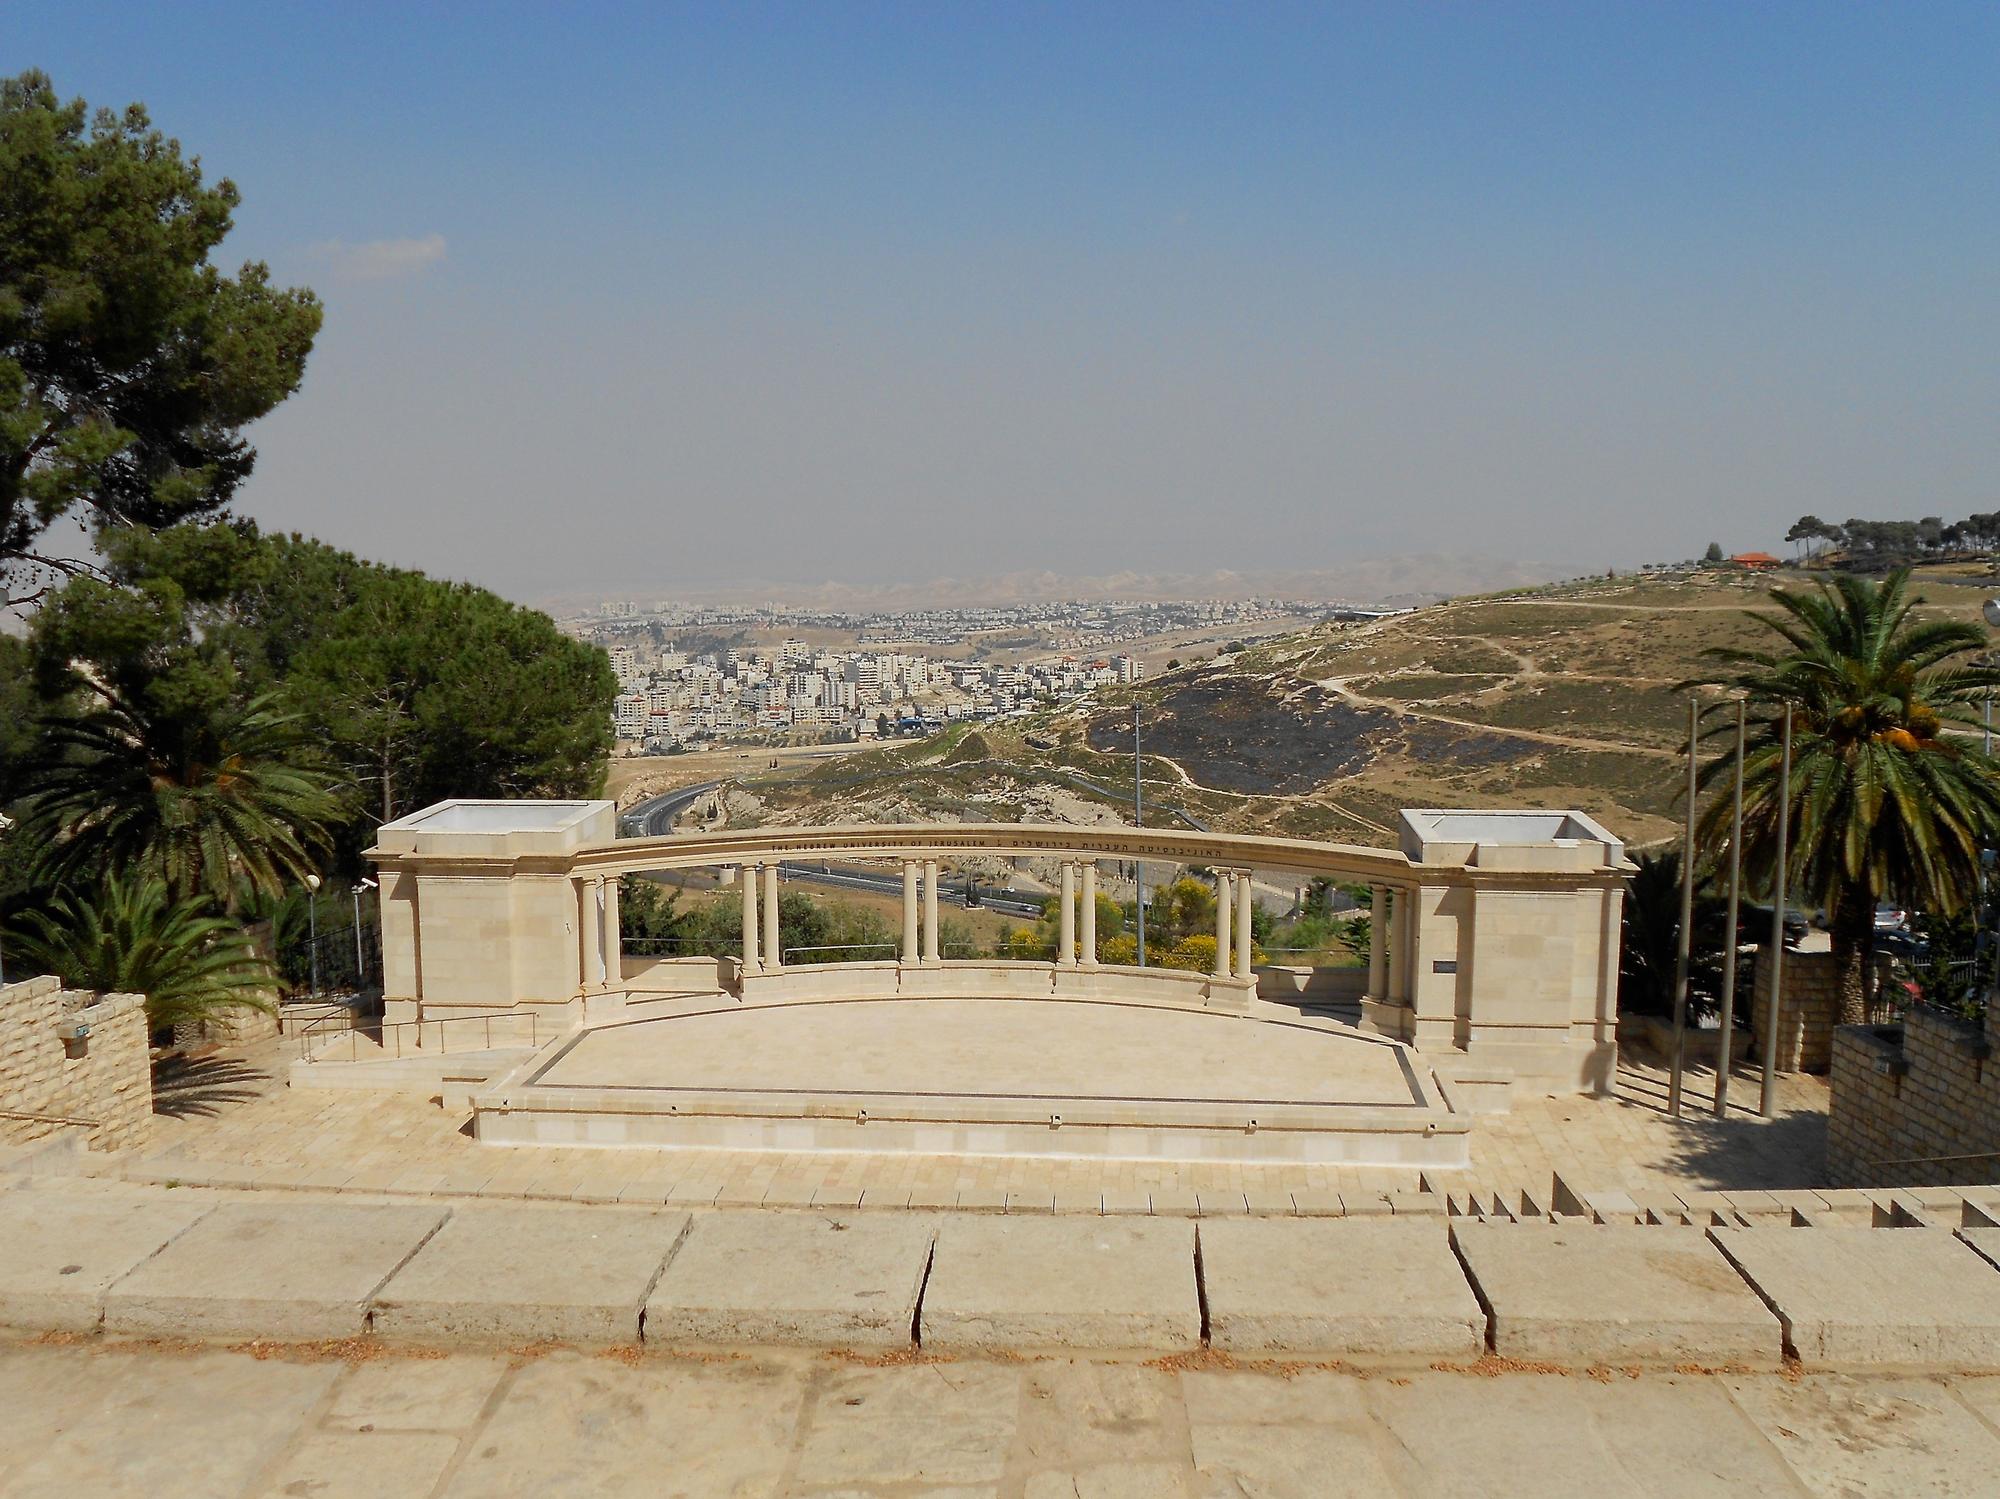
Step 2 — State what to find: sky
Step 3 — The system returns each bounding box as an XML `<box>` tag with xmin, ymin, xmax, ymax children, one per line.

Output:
<box><xmin>9</xmin><ymin>3</ymin><xmax>1998</xmax><ymax>602</ymax></box>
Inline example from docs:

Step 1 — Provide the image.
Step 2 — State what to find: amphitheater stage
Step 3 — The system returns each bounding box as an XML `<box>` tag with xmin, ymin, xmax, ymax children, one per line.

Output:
<box><xmin>471</xmin><ymin>993</ymin><xmax>1470</xmax><ymax>1168</ymax></box>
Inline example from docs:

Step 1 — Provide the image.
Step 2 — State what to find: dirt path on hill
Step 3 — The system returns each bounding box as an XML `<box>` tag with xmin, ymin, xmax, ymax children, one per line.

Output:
<box><xmin>1317</xmin><ymin>675</ymin><xmax>1678</xmax><ymax>759</ymax></box>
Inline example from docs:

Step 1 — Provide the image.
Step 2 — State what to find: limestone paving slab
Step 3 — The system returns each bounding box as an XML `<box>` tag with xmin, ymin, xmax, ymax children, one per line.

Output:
<box><xmin>1452</xmin><ymin>1223</ymin><xmax>1781</xmax><ymax>1364</ymax></box>
<box><xmin>0</xmin><ymin>1181</ymin><xmax>215</xmax><ymax>1333</ymax></box>
<box><xmin>1960</xmin><ymin>1225</ymin><xmax>2000</xmax><ymax>1271</ymax></box>
<box><xmin>436</xmin><ymin>1352</ymin><xmax>806</xmax><ymax>1498</ymax></box>
<box><xmin>369</xmin><ymin>1205</ymin><xmax>690</xmax><ymax>1344</ymax></box>
<box><xmin>101</xmin><ymin>1199</ymin><xmax>448</xmax><ymax>1340</ymax></box>
<box><xmin>258</xmin><ymin>1431</ymin><xmax>462</xmax><ymax>1499</ymax></box>
<box><xmin>1364</xmin><ymin>1368</ymin><xmax>1805</xmax><ymax>1497</ymax></box>
<box><xmin>793</xmin><ymin>1363</ymin><xmax>1021</xmax><ymax>1487</ymax></box>
<box><xmin>1726</xmin><ymin>1373</ymin><xmax>2000</xmax><ymax>1496</ymax></box>
<box><xmin>645</xmin><ymin>1210</ymin><xmax>936</xmax><ymax>1347</ymax></box>
<box><xmin>1199</xmin><ymin>1217</ymin><xmax>1485</xmax><ymax>1359</ymax></box>
<box><xmin>323</xmin><ymin>1354</ymin><xmax>510</xmax><ymax>1432</ymax></box>
<box><xmin>920</xmin><ymin>1215</ymin><xmax>1200</xmax><ymax>1352</ymax></box>
<box><xmin>1712</xmin><ymin>1226</ymin><xmax>2000</xmax><ymax>1367</ymax></box>
<box><xmin>0</xmin><ymin>1342</ymin><xmax>340</xmax><ymax>1499</ymax></box>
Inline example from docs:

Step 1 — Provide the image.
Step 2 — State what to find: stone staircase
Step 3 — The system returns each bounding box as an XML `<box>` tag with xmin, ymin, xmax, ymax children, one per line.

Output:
<box><xmin>1417</xmin><ymin>1168</ymin><xmax>2000</xmax><ymax>1230</ymax></box>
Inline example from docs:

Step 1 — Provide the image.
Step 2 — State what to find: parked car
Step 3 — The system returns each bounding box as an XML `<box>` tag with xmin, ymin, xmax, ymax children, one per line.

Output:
<box><xmin>1744</xmin><ymin>904</ymin><xmax>1814</xmax><ymax>946</ymax></box>
<box><xmin>1874</xmin><ymin>903</ymin><xmax>1909</xmax><ymax>932</ymax></box>
<box><xmin>1875</xmin><ymin>927</ymin><xmax>1925</xmax><ymax>961</ymax></box>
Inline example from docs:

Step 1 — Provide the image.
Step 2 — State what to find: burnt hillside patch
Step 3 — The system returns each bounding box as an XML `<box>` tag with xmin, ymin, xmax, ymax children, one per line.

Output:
<box><xmin>1088</xmin><ymin>672</ymin><xmax>1392</xmax><ymax>794</ymax></box>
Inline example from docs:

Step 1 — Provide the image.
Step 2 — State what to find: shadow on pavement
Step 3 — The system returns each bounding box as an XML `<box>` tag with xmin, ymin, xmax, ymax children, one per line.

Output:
<box><xmin>152</xmin><ymin>1054</ymin><xmax>273</xmax><ymax>1119</ymax></box>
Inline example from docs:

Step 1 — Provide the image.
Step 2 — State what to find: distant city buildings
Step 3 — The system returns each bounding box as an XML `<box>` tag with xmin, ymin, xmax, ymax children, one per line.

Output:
<box><xmin>568</xmin><ymin>596</ymin><xmax>1328</xmax><ymax>750</ymax></box>
<box><xmin>602</xmin><ymin>638</ymin><xmax>1143</xmax><ymax>746</ymax></box>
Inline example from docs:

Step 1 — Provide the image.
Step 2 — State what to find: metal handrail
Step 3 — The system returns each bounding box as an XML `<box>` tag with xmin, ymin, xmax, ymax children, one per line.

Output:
<box><xmin>288</xmin><ymin>995</ymin><xmax>378</xmax><ymax>1058</ymax></box>
<box><xmin>0</xmin><ymin>1108</ymin><xmax>99</xmax><ymax>1128</ymax></box>
<box><xmin>781</xmin><ymin>942</ymin><xmax>899</xmax><ymax>961</ymax></box>
<box><xmin>1864</xmin><ymin>1148</ymin><xmax>2000</xmax><ymax>1169</ymax></box>
<box><xmin>301</xmin><ymin>1009</ymin><xmax>540</xmax><ymax>1063</ymax></box>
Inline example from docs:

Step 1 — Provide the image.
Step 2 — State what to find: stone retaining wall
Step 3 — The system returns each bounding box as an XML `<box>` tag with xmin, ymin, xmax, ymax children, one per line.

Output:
<box><xmin>1827</xmin><ymin>993</ymin><xmax>1999</xmax><ymax>1187</ymax></box>
<box><xmin>1750</xmin><ymin>947</ymin><xmax>1843</xmax><ymax>1073</ymax></box>
<box><xmin>0</xmin><ymin>975</ymin><xmax>152</xmax><ymax>1151</ymax></box>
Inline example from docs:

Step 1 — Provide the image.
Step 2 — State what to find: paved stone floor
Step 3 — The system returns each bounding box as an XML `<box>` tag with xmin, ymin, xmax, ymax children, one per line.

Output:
<box><xmin>541</xmin><ymin>998</ymin><xmax>1420</xmax><ymax>1106</ymax></box>
<box><xmin>125</xmin><ymin>1038</ymin><xmax>1830</xmax><ymax>1212</ymax></box>
<box><xmin>5</xmin><ymin>1339</ymin><xmax>1998</xmax><ymax>1497</ymax></box>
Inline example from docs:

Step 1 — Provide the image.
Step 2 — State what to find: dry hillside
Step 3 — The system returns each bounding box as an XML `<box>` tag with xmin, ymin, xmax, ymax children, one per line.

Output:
<box><xmin>624</xmin><ymin>567</ymin><xmax>2000</xmax><ymax>851</ymax></box>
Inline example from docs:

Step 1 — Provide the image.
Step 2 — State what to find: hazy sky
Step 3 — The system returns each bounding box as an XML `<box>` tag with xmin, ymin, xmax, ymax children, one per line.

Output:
<box><xmin>11</xmin><ymin>3</ymin><xmax>1997</xmax><ymax>600</ymax></box>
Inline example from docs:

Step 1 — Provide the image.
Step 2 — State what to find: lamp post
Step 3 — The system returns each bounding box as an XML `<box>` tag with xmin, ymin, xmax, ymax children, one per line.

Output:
<box><xmin>305</xmin><ymin>873</ymin><xmax>322</xmax><ymax>997</ymax></box>
<box><xmin>1133</xmin><ymin>704</ymin><xmax>1146</xmax><ymax>968</ymax></box>
<box><xmin>1982</xmin><ymin>599</ymin><xmax>2000</xmax><ymax>756</ymax></box>
<box><xmin>352</xmin><ymin>878</ymin><xmax>378</xmax><ymax>986</ymax></box>
<box><xmin>0</xmin><ymin>811</ymin><xmax>13</xmax><ymax>986</ymax></box>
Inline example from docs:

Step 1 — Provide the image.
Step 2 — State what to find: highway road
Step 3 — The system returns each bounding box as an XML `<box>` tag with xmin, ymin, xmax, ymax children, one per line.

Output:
<box><xmin>619</xmin><ymin>781</ymin><xmax>723</xmax><ymax>838</ymax></box>
<box><xmin>773</xmin><ymin>860</ymin><xmax>1045</xmax><ymax>919</ymax></box>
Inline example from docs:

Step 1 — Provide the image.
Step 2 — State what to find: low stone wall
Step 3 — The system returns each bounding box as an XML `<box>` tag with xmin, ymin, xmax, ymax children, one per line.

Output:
<box><xmin>173</xmin><ymin>1005</ymin><xmax>280</xmax><ymax>1049</ymax></box>
<box><xmin>1826</xmin><ymin>993</ymin><xmax>1999</xmax><ymax>1187</ymax></box>
<box><xmin>1750</xmin><ymin>947</ymin><xmax>1843</xmax><ymax>1073</ymax></box>
<box><xmin>0</xmin><ymin>975</ymin><xmax>153</xmax><ymax>1151</ymax></box>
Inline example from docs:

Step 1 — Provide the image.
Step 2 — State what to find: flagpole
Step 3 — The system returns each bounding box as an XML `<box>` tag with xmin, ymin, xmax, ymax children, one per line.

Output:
<box><xmin>1759</xmin><ymin>708</ymin><xmax>1792</xmax><ymax>1117</ymax></box>
<box><xmin>1714</xmin><ymin>700</ymin><xmax>1746</xmax><ymax>1118</ymax></box>
<box><xmin>1667</xmin><ymin>696</ymin><xmax>1698</xmax><ymax>1118</ymax></box>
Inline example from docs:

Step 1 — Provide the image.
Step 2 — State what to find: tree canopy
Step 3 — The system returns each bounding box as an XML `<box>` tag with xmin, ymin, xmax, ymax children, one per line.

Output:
<box><xmin>1</xmin><ymin>71</ymin><xmax>320</xmax><ymax>590</ymax></box>
<box><xmin>5</xmin><ymin>525</ymin><xmax>617</xmax><ymax>903</ymax></box>
<box><xmin>1687</xmin><ymin>569</ymin><xmax>2000</xmax><ymax>1021</ymax></box>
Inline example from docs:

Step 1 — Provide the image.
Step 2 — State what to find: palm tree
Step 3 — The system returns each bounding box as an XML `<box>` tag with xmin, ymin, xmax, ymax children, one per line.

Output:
<box><xmin>22</xmin><ymin>692</ymin><xmax>350</xmax><ymax>910</ymax></box>
<box><xmin>12</xmin><ymin>875</ymin><xmax>275</xmax><ymax>1035</ymax></box>
<box><xmin>1688</xmin><ymin>569</ymin><xmax>2000</xmax><ymax>1023</ymax></box>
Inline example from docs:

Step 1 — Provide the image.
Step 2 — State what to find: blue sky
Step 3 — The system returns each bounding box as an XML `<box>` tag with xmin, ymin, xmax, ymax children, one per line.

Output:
<box><xmin>9</xmin><ymin>3</ymin><xmax>1997</xmax><ymax>599</ymax></box>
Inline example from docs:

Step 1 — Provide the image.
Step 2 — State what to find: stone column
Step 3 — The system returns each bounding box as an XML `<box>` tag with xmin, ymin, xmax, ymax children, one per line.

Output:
<box><xmin>588</xmin><ymin>876</ymin><xmax>608</xmax><ymax>988</ymax></box>
<box><xmin>1214</xmin><ymin>872</ymin><xmax>1233</xmax><ymax>977</ymax></box>
<box><xmin>1059</xmin><ymin>862</ymin><xmax>1078</xmax><ymax>967</ymax></box>
<box><xmin>901</xmin><ymin>861</ymin><xmax>920</xmax><ymax>964</ymax></box>
<box><xmin>1367</xmin><ymin>885</ymin><xmax>1386</xmax><ymax>1000</ymax></box>
<box><xmin>602</xmin><ymin>875</ymin><xmax>621</xmax><ymax>987</ymax></box>
<box><xmin>1236</xmin><ymin>869</ymin><xmax>1254</xmax><ymax>980</ymax></box>
<box><xmin>740</xmin><ymin>863</ymin><xmax>761</xmax><ymax>975</ymax></box>
<box><xmin>923</xmin><ymin>859</ymin><xmax>941</xmax><ymax>962</ymax></box>
<box><xmin>1080</xmin><ymin>862</ymin><xmax>1098</xmax><ymax>966</ymax></box>
<box><xmin>762</xmin><ymin>861</ymin><xmax>781</xmax><ymax>968</ymax></box>
<box><xmin>1387</xmin><ymin>889</ymin><xmax>1406</xmax><ymax>1004</ymax></box>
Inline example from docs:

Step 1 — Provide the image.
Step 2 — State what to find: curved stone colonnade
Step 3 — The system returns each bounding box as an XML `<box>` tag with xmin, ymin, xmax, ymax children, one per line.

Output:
<box><xmin>368</xmin><ymin>800</ymin><xmax>1632</xmax><ymax>1097</ymax></box>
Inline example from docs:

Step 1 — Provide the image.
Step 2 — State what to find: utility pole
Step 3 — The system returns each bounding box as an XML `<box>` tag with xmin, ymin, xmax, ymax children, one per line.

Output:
<box><xmin>1759</xmin><ymin>708</ymin><xmax>1792</xmax><ymax>1117</ymax></box>
<box><xmin>1133</xmin><ymin>704</ymin><xmax>1146</xmax><ymax>968</ymax></box>
<box><xmin>1714</xmin><ymin>701</ymin><xmax>1746</xmax><ymax>1118</ymax></box>
<box><xmin>1667</xmin><ymin>698</ymin><xmax>1698</xmax><ymax>1118</ymax></box>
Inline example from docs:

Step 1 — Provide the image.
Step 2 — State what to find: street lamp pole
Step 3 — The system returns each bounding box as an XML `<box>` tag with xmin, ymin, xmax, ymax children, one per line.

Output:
<box><xmin>353</xmin><ymin>878</ymin><xmax>378</xmax><ymax>985</ymax></box>
<box><xmin>1982</xmin><ymin>599</ymin><xmax>2000</xmax><ymax>756</ymax></box>
<box><xmin>1133</xmin><ymin>704</ymin><xmax>1146</xmax><ymax>968</ymax></box>
<box><xmin>305</xmin><ymin>873</ymin><xmax>322</xmax><ymax>997</ymax></box>
<box><xmin>0</xmin><ymin>811</ymin><xmax>12</xmax><ymax>986</ymax></box>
